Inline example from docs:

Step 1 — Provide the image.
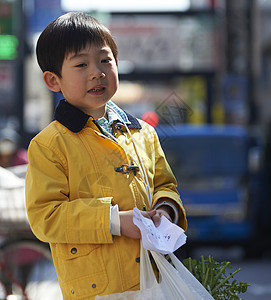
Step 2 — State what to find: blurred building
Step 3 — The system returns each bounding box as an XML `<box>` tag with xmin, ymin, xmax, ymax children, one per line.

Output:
<box><xmin>1</xmin><ymin>0</ymin><xmax>271</xmax><ymax>140</ymax></box>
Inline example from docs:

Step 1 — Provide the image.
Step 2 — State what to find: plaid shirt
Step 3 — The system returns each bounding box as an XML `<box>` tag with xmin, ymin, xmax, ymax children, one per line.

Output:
<box><xmin>96</xmin><ymin>100</ymin><xmax>130</xmax><ymax>137</ymax></box>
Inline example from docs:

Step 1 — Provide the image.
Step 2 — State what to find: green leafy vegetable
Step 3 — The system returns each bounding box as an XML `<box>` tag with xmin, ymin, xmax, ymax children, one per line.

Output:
<box><xmin>182</xmin><ymin>256</ymin><xmax>250</xmax><ymax>299</ymax></box>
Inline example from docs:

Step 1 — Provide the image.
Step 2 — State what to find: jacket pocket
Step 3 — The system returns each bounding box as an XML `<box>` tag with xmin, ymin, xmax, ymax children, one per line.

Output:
<box><xmin>54</xmin><ymin>243</ymin><xmax>108</xmax><ymax>299</ymax></box>
<box><xmin>56</xmin><ymin>243</ymin><xmax>100</xmax><ymax>260</ymax></box>
<box><xmin>63</xmin><ymin>272</ymin><xmax>107</xmax><ymax>299</ymax></box>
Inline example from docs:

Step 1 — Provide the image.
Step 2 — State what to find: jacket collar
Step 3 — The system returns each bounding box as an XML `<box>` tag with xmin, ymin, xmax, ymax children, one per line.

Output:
<box><xmin>54</xmin><ymin>99</ymin><xmax>141</xmax><ymax>133</ymax></box>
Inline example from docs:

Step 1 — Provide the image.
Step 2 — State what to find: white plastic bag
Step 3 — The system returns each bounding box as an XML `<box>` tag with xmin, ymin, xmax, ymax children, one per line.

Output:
<box><xmin>151</xmin><ymin>250</ymin><xmax>214</xmax><ymax>300</ymax></box>
<box><xmin>95</xmin><ymin>242</ymin><xmax>165</xmax><ymax>299</ymax></box>
<box><xmin>95</xmin><ymin>243</ymin><xmax>214</xmax><ymax>300</ymax></box>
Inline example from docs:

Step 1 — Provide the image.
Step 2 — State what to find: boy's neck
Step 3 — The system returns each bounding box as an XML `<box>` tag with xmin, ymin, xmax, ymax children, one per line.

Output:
<box><xmin>78</xmin><ymin>104</ymin><xmax>107</xmax><ymax>120</ymax></box>
<box><xmin>93</xmin><ymin>108</ymin><xmax>107</xmax><ymax>120</ymax></box>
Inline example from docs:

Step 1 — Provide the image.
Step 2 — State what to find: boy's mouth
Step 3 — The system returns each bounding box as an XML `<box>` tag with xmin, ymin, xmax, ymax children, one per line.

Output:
<box><xmin>88</xmin><ymin>86</ymin><xmax>105</xmax><ymax>95</ymax></box>
<box><xmin>89</xmin><ymin>87</ymin><xmax>104</xmax><ymax>92</ymax></box>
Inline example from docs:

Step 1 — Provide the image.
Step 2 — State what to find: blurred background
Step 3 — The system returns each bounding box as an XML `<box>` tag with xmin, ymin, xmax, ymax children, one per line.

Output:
<box><xmin>0</xmin><ymin>0</ymin><xmax>271</xmax><ymax>299</ymax></box>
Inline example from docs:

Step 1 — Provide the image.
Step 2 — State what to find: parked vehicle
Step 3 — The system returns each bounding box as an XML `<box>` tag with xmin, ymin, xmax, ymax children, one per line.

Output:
<box><xmin>156</xmin><ymin>124</ymin><xmax>269</xmax><ymax>256</ymax></box>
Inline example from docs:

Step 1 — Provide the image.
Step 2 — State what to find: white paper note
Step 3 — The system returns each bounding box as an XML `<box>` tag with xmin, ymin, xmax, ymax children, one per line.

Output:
<box><xmin>133</xmin><ymin>207</ymin><xmax>187</xmax><ymax>254</ymax></box>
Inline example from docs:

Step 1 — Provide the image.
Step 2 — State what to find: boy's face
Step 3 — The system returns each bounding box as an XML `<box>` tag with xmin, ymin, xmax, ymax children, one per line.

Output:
<box><xmin>44</xmin><ymin>43</ymin><xmax>118</xmax><ymax>119</ymax></box>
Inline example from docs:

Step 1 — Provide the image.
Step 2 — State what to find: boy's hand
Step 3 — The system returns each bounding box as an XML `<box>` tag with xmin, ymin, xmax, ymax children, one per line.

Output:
<box><xmin>119</xmin><ymin>210</ymin><xmax>155</xmax><ymax>239</ymax></box>
<box><xmin>119</xmin><ymin>207</ymin><xmax>172</xmax><ymax>239</ymax></box>
<box><xmin>150</xmin><ymin>206</ymin><xmax>172</xmax><ymax>227</ymax></box>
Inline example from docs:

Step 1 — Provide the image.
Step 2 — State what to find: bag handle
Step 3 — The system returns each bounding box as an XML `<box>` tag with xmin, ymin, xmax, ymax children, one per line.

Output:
<box><xmin>140</xmin><ymin>242</ymin><xmax>157</xmax><ymax>290</ymax></box>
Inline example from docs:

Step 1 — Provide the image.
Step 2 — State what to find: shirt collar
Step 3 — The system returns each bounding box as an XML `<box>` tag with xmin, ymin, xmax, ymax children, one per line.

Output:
<box><xmin>96</xmin><ymin>100</ymin><xmax>131</xmax><ymax>129</ymax></box>
<box><xmin>105</xmin><ymin>100</ymin><xmax>131</xmax><ymax>125</ymax></box>
<box><xmin>54</xmin><ymin>99</ymin><xmax>141</xmax><ymax>133</ymax></box>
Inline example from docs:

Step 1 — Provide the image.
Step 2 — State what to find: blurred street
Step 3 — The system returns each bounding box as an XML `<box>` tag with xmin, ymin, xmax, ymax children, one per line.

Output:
<box><xmin>231</xmin><ymin>259</ymin><xmax>271</xmax><ymax>300</ymax></box>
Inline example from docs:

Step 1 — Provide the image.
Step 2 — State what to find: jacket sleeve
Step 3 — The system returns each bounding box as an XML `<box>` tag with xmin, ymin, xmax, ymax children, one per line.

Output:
<box><xmin>25</xmin><ymin>139</ymin><xmax>113</xmax><ymax>244</ymax></box>
<box><xmin>150</xmin><ymin>127</ymin><xmax>188</xmax><ymax>231</ymax></box>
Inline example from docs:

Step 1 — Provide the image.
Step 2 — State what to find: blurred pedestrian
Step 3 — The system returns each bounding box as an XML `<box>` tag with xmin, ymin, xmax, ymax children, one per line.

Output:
<box><xmin>0</xmin><ymin>127</ymin><xmax>28</xmax><ymax>168</ymax></box>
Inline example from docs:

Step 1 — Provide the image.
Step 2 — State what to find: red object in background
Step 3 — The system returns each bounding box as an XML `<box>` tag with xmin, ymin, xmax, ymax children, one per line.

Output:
<box><xmin>12</xmin><ymin>149</ymin><xmax>28</xmax><ymax>166</ymax></box>
<box><xmin>141</xmin><ymin>111</ymin><xmax>159</xmax><ymax>127</ymax></box>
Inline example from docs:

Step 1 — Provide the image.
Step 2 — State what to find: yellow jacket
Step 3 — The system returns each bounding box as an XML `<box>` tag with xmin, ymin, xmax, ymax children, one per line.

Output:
<box><xmin>25</xmin><ymin>100</ymin><xmax>187</xmax><ymax>300</ymax></box>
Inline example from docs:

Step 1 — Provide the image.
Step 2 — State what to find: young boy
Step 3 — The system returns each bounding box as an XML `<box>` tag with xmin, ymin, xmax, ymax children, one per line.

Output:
<box><xmin>25</xmin><ymin>12</ymin><xmax>187</xmax><ymax>300</ymax></box>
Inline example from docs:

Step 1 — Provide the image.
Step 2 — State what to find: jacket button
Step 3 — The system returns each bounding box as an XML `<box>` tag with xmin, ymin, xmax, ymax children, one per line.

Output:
<box><xmin>135</xmin><ymin>257</ymin><xmax>140</xmax><ymax>263</ymax></box>
<box><xmin>92</xmin><ymin>284</ymin><xmax>96</xmax><ymax>288</ymax></box>
<box><xmin>71</xmin><ymin>289</ymin><xmax>75</xmax><ymax>294</ymax></box>
<box><xmin>71</xmin><ymin>248</ymin><xmax>77</xmax><ymax>254</ymax></box>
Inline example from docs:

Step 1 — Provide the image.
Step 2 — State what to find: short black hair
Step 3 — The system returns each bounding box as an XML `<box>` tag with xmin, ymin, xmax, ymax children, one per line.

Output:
<box><xmin>36</xmin><ymin>12</ymin><xmax>118</xmax><ymax>77</ymax></box>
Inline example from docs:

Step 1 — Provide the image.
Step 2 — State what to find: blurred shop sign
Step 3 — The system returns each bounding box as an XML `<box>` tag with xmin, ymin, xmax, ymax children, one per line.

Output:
<box><xmin>0</xmin><ymin>0</ymin><xmax>23</xmax><ymax>131</ymax></box>
<box><xmin>62</xmin><ymin>0</ymin><xmax>190</xmax><ymax>13</ymax></box>
<box><xmin>110</xmin><ymin>15</ymin><xmax>219</xmax><ymax>72</ymax></box>
<box><xmin>110</xmin><ymin>16</ymin><xmax>181</xmax><ymax>71</ymax></box>
<box><xmin>0</xmin><ymin>62</ymin><xmax>16</xmax><ymax>111</ymax></box>
<box><xmin>221</xmin><ymin>74</ymin><xmax>249</xmax><ymax>125</ymax></box>
<box><xmin>0</xmin><ymin>0</ymin><xmax>20</xmax><ymax>91</ymax></box>
<box><xmin>0</xmin><ymin>34</ymin><xmax>18</xmax><ymax>59</ymax></box>
<box><xmin>0</xmin><ymin>0</ymin><xmax>13</xmax><ymax>33</ymax></box>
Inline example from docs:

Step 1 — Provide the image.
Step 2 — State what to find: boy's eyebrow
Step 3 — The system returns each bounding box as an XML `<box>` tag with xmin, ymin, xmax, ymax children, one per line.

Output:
<box><xmin>69</xmin><ymin>48</ymin><xmax>112</xmax><ymax>61</ymax></box>
<box><xmin>69</xmin><ymin>53</ymin><xmax>88</xmax><ymax>60</ymax></box>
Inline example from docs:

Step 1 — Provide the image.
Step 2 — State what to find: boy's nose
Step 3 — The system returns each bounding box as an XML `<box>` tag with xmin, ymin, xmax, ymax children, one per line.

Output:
<box><xmin>89</xmin><ymin>69</ymin><xmax>105</xmax><ymax>80</ymax></box>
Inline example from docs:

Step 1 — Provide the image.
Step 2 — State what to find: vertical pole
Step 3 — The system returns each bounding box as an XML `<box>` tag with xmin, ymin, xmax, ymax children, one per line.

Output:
<box><xmin>16</xmin><ymin>0</ymin><xmax>25</xmax><ymax>142</ymax></box>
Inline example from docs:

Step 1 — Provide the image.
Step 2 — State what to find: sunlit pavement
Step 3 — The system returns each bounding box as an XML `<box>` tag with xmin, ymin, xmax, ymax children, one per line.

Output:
<box><xmin>230</xmin><ymin>260</ymin><xmax>271</xmax><ymax>300</ymax></box>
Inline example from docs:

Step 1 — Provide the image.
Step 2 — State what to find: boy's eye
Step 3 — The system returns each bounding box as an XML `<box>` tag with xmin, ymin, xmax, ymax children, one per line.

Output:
<box><xmin>101</xmin><ymin>58</ymin><xmax>111</xmax><ymax>63</ymax></box>
<box><xmin>75</xmin><ymin>63</ymin><xmax>87</xmax><ymax>68</ymax></box>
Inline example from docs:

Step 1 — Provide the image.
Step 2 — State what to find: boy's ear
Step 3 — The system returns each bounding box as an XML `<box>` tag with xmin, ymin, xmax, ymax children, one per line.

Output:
<box><xmin>43</xmin><ymin>71</ymin><xmax>61</xmax><ymax>92</ymax></box>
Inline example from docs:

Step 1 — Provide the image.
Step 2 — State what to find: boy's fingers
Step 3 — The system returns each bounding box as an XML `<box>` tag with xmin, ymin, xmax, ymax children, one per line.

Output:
<box><xmin>147</xmin><ymin>210</ymin><xmax>156</xmax><ymax>218</ymax></box>
<box><xmin>151</xmin><ymin>212</ymin><xmax>161</xmax><ymax>227</ymax></box>
<box><xmin>140</xmin><ymin>210</ymin><xmax>166</xmax><ymax>227</ymax></box>
<box><xmin>141</xmin><ymin>210</ymin><xmax>155</xmax><ymax>219</ymax></box>
<box><xmin>156</xmin><ymin>209</ymin><xmax>172</xmax><ymax>222</ymax></box>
